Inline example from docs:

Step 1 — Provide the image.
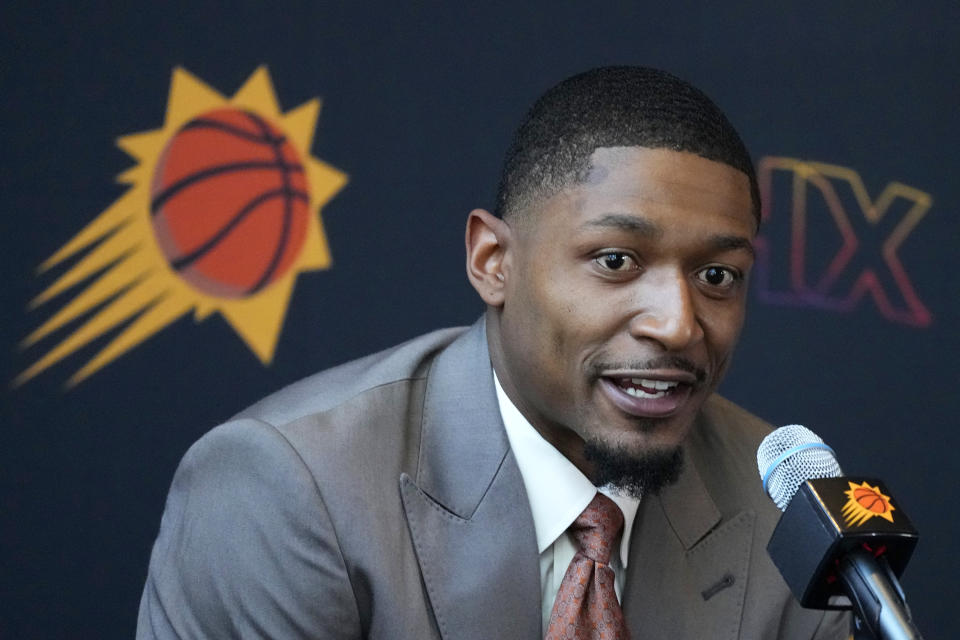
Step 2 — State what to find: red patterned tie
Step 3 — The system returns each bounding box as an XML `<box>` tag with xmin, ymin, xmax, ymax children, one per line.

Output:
<box><xmin>545</xmin><ymin>493</ymin><xmax>630</xmax><ymax>640</ymax></box>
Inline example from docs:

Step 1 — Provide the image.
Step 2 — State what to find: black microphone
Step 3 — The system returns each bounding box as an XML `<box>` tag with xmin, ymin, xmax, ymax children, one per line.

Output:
<box><xmin>757</xmin><ymin>425</ymin><xmax>924</xmax><ymax>640</ymax></box>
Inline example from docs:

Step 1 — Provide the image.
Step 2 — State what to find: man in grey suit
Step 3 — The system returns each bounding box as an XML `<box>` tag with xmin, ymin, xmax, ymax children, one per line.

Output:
<box><xmin>138</xmin><ymin>67</ymin><xmax>850</xmax><ymax>638</ymax></box>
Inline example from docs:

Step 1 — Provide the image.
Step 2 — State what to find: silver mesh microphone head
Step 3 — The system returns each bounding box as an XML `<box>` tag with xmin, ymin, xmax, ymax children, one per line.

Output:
<box><xmin>757</xmin><ymin>424</ymin><xmax>842</xmax><ymax>511</ymax></box>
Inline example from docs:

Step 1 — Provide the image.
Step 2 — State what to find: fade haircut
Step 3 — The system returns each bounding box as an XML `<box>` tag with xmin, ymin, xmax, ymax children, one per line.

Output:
<box><xmin>494</xmin><ymin>66</ymin><xmax>760</xmax><ymax>226</ymax></box>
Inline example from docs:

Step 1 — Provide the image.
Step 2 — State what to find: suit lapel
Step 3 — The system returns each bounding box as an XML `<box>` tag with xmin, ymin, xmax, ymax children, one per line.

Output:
<box><xmin>400</xmin><ymin>320</ymin><xmax>541</xmax><ymax>640</ymax></box>
<box><xmin>621</xmin><ymin>427</ymin><xmax>755</xmax><ymax>639</ymax></box>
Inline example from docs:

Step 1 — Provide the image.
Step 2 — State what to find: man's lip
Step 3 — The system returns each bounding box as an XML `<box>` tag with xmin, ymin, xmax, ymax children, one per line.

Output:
<box><xmin>600</xmin><ymin>369</ymin><xmax>700</xmax><ymax>386</ymax></box>
<box><xmin>597</xmin><ymin>375</ymin><xmax>695</xmax><ymax>418</ymax></box>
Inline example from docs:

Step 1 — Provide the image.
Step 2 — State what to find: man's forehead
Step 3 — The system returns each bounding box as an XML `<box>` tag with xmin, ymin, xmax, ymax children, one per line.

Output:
<box><xmin>531</xmin><ymin>147</ymin><xmax>755</xmax><ymax>226</ymax></box>
<box><xmin>511</xmin><ymin>146</ymin><xmax>756</xmax><ymax>242</ymax></box>
<box><xmin>584</xmin><ymin>146</ymin><xmax>752</xmax><ymax>192</ymax></box>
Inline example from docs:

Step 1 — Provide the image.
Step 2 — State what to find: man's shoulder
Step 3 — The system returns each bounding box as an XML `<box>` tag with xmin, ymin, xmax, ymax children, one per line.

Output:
<box><xmin>139</xmin><ymin>327</ymin><xmax>477</xmax><ymax>640</ymax></box>
<box><xmin>175</xmin><ymin>325</ymin><xmax>473</xmax><ymax>526</ymax></box>
<box><xmin>233</xmin><ymin>326</ymin><xmax>468</xmax><ymax>428</ymax></box>
<box><xmin>183</xmin><ymin>325</ymin><xmax>470</xmax><ymax>488</ymax></box>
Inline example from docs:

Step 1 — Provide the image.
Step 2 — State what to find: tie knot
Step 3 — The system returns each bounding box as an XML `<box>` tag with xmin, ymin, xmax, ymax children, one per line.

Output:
<box><xmin>571</xmin><ymin>493</ymin><xmax>624</xmax><ymax>565</ymax></box>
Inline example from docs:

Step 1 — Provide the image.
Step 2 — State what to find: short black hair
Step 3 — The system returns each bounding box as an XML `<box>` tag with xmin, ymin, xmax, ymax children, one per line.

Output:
<box><xmin>494</xmin><ymin>66</ymin><xmax>760</xmax><ymax>226</ymax></box>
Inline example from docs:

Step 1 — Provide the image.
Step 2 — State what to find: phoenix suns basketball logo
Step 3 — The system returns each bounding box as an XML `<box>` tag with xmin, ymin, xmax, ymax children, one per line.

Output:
<box><xmin>16</xmin><ymin>67</ymin><xmax>347</xmax><ymax>387</ymax></box>
<box><xmin>841</xmin><ymin>480</ymin><xmax>896</xmax><ymax>527</ymax></box>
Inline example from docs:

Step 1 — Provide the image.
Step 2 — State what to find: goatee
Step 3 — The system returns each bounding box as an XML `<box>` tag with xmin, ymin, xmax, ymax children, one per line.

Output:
<box><xmin>583</xmin><ymin>440</ymin><xmax>684</xmax><ymax>498</ymax></box>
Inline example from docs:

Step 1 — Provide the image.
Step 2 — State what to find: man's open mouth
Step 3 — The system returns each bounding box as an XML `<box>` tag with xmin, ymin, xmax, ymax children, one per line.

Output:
<box><xmin>598</xmin><ymin>373</ymin><xmax>697</xmax><ymax>418</ymax></box>
<box><xmin>613</xmin><ymin>377</ymin><xmax>682</xmax><ymax>399</ymax></box>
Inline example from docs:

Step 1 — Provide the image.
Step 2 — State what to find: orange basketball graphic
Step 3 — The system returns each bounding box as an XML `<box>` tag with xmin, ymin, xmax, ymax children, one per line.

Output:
<box><xmin>842</xmin><ymin>481</ymin><xmax>896</xmax><ymax>526</ymax></box>
<box><xmin>16</xmin><ymin>68</ymin><xmax>347</xmax><ymax>387</ymax></box>
<box><xmin>151</xmin><ymin>108</ymin><xmax>311</xmax><ymax>298</ymax></box>
<box><xmin>853</xmin><ymin>485</ymin><xmax>889</xmax><ymax>514</ymax></box>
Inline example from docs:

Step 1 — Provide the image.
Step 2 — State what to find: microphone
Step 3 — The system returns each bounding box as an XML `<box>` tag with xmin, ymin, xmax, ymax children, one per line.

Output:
<box><xmin>757</xmin><ymin>425</ymin><xmax>924</xmax><ymax>640</ymax></box>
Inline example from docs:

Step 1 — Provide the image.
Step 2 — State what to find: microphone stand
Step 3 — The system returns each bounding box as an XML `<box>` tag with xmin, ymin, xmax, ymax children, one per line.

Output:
<box><xmin>838</xmin><ymin>549</ymin><xmax>924</xmax><ymax>640</ymax></box>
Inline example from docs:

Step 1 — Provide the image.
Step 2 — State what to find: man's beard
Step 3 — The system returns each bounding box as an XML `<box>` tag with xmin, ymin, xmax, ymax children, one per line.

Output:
<box><xmin>583</xmin><ymin>439</ymin><xmax>684</xmax><ymax>499</ymax></box>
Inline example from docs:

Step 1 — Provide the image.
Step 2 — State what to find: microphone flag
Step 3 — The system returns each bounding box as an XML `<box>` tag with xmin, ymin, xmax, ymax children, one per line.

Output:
<box><xmin>768</xmin><ymin>476</ymin><xmax>919</xmax><ymax>609</ymax></box>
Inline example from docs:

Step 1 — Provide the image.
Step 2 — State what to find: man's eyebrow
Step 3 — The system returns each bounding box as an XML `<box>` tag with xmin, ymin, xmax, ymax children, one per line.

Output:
<box><xmin>709</xmin><ymin>234</ymin><xmax>755</xmax><ymax>257</ymax></box>
<box><xmin>583</xmin><ymin>215</ymin><xmax>755</xmax><ymax>256</ymax></box>
<box><xmin>582</xmin><ymin>213</ymin><xmax>663</xmax><ymax>236</ymax></box>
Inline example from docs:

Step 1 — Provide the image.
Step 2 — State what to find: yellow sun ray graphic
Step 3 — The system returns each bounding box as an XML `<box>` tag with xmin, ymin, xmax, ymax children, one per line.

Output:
<box><xmin>16</xmin><ymin>67</ymin><xmax>347</xmax><ymax>388</ymax></box>
<box><xmin>841</xmin><ymin>480</ymin><xmax>896</xmax><ymax>527</ymax></box>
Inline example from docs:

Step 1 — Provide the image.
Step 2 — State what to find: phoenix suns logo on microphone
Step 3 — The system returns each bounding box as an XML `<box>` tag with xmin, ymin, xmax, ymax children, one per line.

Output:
<box><xmin>841</xmin><ymin>480</ymin><xmax>896</xmax><ymax>527</ymax></box>
<box><xmin>15</xmin><ymin>67</ymin><xmax>347</xmax><ymax>388</ymax></box>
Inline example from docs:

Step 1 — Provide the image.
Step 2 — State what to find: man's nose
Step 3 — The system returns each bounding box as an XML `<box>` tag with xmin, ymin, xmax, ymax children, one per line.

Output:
<box><xmin>627</xmin><ymin>269</ymin><xmax>704</xmax><ymax>351</ymax></box>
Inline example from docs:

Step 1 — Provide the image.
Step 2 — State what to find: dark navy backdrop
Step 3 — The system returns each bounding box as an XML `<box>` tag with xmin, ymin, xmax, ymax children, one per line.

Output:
<box><xmin>3</xmin><ymin>3</ymin><xmax>958</xmax><ymax>637</ymax></box>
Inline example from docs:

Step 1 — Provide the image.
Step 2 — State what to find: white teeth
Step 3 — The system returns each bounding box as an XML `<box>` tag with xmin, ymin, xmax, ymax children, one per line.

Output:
<box><xmin>623</xmin><ymin>386</ymin><xmax>666</xmax><ymax>399</ymax></box>
<box><xmin>629</xmin><ymin>378</ymin><xmax>679</xmax><ymax>391</ymax></box>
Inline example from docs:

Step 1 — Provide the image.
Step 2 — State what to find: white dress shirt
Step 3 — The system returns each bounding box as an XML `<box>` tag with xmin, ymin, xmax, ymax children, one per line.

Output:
<box><xmin>493</xmin><ymin>374</ymin><xmax>641</xmax><ymax>631</ymax></box>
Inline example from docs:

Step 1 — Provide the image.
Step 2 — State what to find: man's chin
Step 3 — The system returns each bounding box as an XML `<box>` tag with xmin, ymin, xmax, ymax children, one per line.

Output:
<box><xmin>583</xmin><ymin>439</ymin><xmax>684</xmax><ymax>499</ymax></box>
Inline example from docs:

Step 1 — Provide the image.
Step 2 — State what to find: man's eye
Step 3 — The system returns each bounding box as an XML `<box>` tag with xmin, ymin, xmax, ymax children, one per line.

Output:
<box><xmin>697</xmin><ymin>266</ymin><xmax>739</xmax><ymax>288</ymax></box>
<box><xmin>594</xmin><ymin>252</ymin><xmax>636</xmax><ymax>272</ymax></box>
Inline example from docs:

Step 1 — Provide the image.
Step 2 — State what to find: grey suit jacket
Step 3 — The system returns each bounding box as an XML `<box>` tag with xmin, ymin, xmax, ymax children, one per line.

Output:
<box><xmin>137</xmin><ymin>320</ymin><xmax>849</xmax><ymax>639</ymax></box>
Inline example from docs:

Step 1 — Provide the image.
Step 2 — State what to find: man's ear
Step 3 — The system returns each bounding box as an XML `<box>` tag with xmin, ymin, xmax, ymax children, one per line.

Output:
<box><xmin>465</xmin><ymin>208</ymin><xmax>512</xmax><ymax>307</ymax></box>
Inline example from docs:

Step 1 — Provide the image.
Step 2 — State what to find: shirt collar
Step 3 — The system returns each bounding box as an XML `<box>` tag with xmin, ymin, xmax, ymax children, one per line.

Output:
<box><xmin>494</xmin><ymin>373</ymin><xmax>640</xmax><ymax>568</ymax></box>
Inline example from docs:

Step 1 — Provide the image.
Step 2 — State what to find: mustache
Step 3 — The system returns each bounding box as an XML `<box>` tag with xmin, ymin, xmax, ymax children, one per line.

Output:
<box><xmin>587</xmin><ymin>355</ymin><xmax>707</xmax><ymax>385</ymax></box>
